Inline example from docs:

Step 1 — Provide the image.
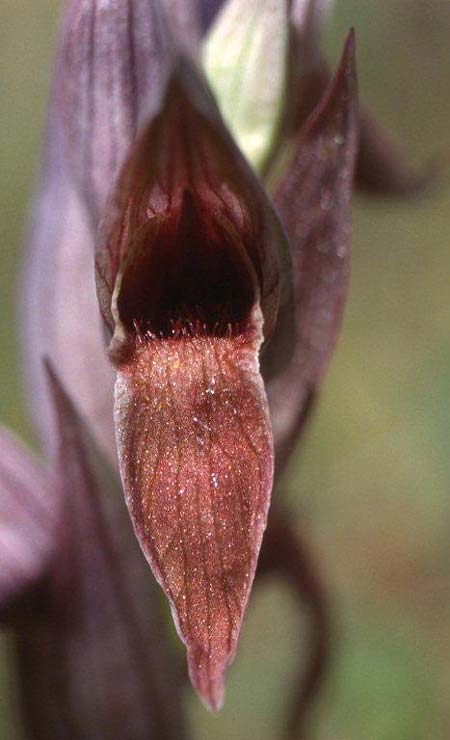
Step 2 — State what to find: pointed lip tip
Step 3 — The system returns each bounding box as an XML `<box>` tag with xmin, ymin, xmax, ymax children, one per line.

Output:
<box><xmin>189</xmin><ymin>659</ymin><xmax>226</xmax><ymax>713</ymax></box>
<box><xmin>198</xmin><ymin>683</ymin><xmax>225</xmax><ymax>714</ymax></box>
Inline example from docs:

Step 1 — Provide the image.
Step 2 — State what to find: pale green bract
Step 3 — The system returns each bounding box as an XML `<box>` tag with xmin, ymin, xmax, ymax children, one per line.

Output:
<box><xmin>202</xmin><ymin>0</ymin><xmax>289</xmax><ymax>173</ymax></box>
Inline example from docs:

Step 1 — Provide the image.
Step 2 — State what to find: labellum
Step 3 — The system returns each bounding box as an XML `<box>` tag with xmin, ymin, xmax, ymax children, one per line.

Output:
<box><xmin>96</xmin><ymin>67</ymin><xmax>290</xmax><ymax>709</ymax></box>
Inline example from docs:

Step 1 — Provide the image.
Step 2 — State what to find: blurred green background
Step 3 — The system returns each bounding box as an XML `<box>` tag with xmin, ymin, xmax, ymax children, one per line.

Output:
<box><xmin>1</xmin><ymin>1</ymin><xmax>450</xmax><ymax>738</ymax></box>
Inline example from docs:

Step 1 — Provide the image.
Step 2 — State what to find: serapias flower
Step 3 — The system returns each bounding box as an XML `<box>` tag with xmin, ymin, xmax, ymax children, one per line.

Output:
<box><xmin>95</xmin><ymin>65</ymin><xmax>291</xmax><ymax>708</ymax></box>
<box><xmin>4</xmin><ymin>0</ymin><xmax>433</xmax><ymax>732</ymax></box>
<box><xmin>3</xmin><ymin>0</ymin><xmax>360</xmax><ymax>720</ymax></box>
<box><xmin>93</xmin><ymin>6</ymin><xmax>356</xmax><ymax>710</ymax></box>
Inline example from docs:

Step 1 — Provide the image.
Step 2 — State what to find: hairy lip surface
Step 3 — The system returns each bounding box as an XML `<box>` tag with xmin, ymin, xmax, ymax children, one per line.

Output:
<box><xmin>114</xmin><ymin>330</ymin><xmax>273</xmax><ymax>709</ymax></box>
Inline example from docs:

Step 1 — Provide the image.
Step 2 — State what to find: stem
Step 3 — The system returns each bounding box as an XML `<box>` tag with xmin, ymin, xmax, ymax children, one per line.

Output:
<box><xmin>258</xmin><ymin>512</ymin><xmax>331</xmax><ymax>740</ymax></box>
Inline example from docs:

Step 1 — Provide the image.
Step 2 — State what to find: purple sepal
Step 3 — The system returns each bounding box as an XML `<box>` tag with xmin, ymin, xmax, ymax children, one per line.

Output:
<box><xmin>22</xmin><ymin>0</ymin><xmax>177</xmax><ymax>463</ymax></box>
<box><xmin>0</xmin><ymin>428</ymin><xmax>56</xmax><ymax>620</ymax></box>
<box><xmin>13</xmin><ymin>365</ymin><xmax>188</xmax><ymax>740</ymax></box>
<box><xmin>268</xmin><ymin>32</ymin><xmax>359</xmax><ymax>471</ymax></box>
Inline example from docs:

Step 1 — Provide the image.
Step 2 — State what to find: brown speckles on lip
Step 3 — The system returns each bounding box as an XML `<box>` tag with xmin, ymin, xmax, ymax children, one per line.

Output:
<box><xmin>114</xmin><ymin>329</ymin><xmax>273</xmax><ymax>710</ymax></box>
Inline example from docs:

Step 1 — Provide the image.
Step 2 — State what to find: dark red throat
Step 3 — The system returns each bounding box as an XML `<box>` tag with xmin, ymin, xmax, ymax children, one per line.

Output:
<box><xmin>118</xmin><ymin>190</ymin><xmax>255</xmax><ymax>340</ymax></box>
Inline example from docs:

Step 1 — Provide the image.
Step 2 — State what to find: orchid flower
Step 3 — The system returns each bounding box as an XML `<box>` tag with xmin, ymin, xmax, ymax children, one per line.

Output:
<box><xmin>1</xmin><ymin>0</ymin><xmax>425</xmax><ymax>736</ymax></box>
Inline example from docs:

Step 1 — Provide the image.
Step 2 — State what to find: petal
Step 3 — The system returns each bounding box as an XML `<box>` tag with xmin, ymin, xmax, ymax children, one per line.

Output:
<box><xmin>268</xmin><ymin>32</ymin><xmax>359</xmax><ymax>471</ymax></box>
<box><xmin>57</xmin><ymin>0</ymin><xmax>173</xmax><ymax>220</ymax></box>
<box><xmin>162</xmin><ymin>0</ymin><xmax>201</xmax><ymax>57</ymax></box>
<box><xmin>15</xmin><ymin>365</ymin><xmax>187</xmax><ymax>740</ymax></box>
<box><xmin>22</xmin><ymin>0</ymin><xmax>175</xmax><ymax>460</ymax></box>
<box><xmin>22</xmin><ymin>179</ymin><xmax>116</xmax><ymax>462</ymax></box>
<box><xmin>203</xmin><ymin>0</ymin><xmax>290</xmax><ymax>172</ymax></box>
<box><xmin>198</xmin><ymin>0</ymin><xmax>225</xmax><ymax>33</ymax></box>
<box><xmin>291</xmin><ymin>0</ymin><xmax>335</xmax><ymax>47</ymax></box>
<box><xmin>276</xmin><ymin>0</ymin><xmax>334</xmax><ymax>147</ymax></box>
<box><xmin>0</xmin><ymin>428</ymin><xmax>55</xmax><ymax>618</ymax></box>
<box><xmin>95</xmin><ymin>69</ymin><xmax>285</xmax><ymax>708</ymax></box>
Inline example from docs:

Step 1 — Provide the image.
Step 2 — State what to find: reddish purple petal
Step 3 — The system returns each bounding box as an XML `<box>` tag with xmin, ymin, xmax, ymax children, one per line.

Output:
<box><xmin>290</xmin><ymin>0</ymin><xmax>334</xmax><ymax>64</ymax></box>
<box><xmin>58</xmin><ymin>0</ymin><xmax>173</xmax><ymax>221</ymax></box>
<box><xmin>162</xmin><ymin>0</ymin><xmax>200</xmax><ymax>56</ymax></box>
<box><xmin>95</xmin><ymin>71</ymin><xmax>286</xmax><ymax>708</ymax></box>
<box><xmin>268</xmin><ymin>32</ymin><xmax>358</xmax><ymax>470</ymax></box>
<box><xmin>0</xmin><ymin>429</ymin><xmax>55</xmax><ymax>618</ymax></box>
<box><xmin>22</xmin><ymin>0</ymin><xmax>176</xmax><ymax>461</ymax></box>
<box><xmin>23</xmin><ymin>181</ymin><xmax>116</xmax><ymax>462</ymax></box>
<box><xmin>262</xmin><ymin>0</ymin><xmax>333</xmax><ymax>170</ymax></box>
<box><xmin>15</xmin><ymin>366</ymin><xmax>187</xmax><ymax>740</ymax></box>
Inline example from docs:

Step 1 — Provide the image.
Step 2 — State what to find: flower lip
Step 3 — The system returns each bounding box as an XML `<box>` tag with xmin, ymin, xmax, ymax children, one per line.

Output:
<box><xmin>117</xmin><ymin>188</ymin><xmax>256</xmax><ymax>340</ymax></box>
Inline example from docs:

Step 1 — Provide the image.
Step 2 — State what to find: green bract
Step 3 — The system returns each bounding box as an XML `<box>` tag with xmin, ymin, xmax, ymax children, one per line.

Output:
<box><xmin>203</xmin><ymin>0</ymin><xmax>289</xmax><ymax>173</ymax></box>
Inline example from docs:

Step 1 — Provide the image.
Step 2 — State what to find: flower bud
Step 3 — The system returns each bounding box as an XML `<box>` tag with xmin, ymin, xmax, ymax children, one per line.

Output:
<box><xmin>203</xmin><ymin>0</ymin><xmax>290</xmax><ymax>172</ymax></box>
